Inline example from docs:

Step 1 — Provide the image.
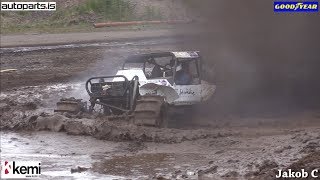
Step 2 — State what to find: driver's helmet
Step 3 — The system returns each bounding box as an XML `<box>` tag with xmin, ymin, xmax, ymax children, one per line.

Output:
<box><xmin>176</xmin><ymin>63</ymin><xmax>182</xmax><ymax>71</ymax></box>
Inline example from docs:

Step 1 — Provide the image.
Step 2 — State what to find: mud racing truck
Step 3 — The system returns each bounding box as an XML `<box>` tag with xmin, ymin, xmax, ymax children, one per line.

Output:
<box><xmin>56</xmin><ymin>51</ymin><xmax>216</xmax><ymax>127</ymax></box>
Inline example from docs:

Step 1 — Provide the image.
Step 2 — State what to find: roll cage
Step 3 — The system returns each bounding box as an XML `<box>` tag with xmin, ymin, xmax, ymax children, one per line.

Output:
<box><xmin>122</xmin><ymin>52</ymin><xmax>202</xmax><ymax>82</ymax></box>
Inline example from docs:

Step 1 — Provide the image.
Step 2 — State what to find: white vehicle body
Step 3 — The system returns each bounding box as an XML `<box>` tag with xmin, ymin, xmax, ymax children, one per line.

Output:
<box><xmin>115</xmin><ymin>51</ymin><xmax>216</xmax><ymax>106</ymax></box>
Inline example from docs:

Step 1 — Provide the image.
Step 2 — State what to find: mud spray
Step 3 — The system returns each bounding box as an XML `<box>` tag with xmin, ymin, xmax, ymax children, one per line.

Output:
<box><xmin>66</xmin><ymin>39</ymin><xmax>180</xmax><ymax>101</ymax></box>
<box><xmin>66</xmin><ymin>48</ymin><xmax>126</xmax><ymax>101</ymax></box>
<box><xmin>180</xmin><ymin>0</ymin><xmax>320</xmax><ymax>119</ymax></box>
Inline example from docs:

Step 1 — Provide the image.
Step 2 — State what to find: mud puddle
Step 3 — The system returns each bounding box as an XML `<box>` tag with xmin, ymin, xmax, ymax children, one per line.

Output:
<box><xmin>92</xmin><ymin>153</ymin><xmax>207</xmax><ymax>179</ymax></box>
<box><xmin>0</xmin><ymin>38</ymin><xmax>180</xmax><ymax>54</ymax></box>
<box><xmin>0</xmin><ymin>131</ymin><xmax>126</xmax><ymax>179</ymax></box>
<box><xmin>0</xmin><ymin>131</ymin><xmax>208</xmax><ymax>179</ymax></box>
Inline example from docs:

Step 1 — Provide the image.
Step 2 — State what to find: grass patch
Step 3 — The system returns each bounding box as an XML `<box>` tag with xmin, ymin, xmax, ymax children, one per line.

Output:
<box><xmin>0</xmin><ymin>0</ymin><xmax>165</xmax><ymax>34</ymax></box>
<box><xmin>76</xmin><ymin>0</ymin><xmax>136</xmax><ymax>21</ymax></box>
<box><xmin>140</xmin><ymin>6</ymin><xmax>163</xmax><ymax>21</ymax></box>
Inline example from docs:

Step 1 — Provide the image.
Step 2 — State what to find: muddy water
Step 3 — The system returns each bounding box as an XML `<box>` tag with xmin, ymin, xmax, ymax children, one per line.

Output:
<box><xmin>0</xmin><ymin>79</ymin><xmax>210</xmax><ymax>179</ymax></box>
<box><xmin>0</xmin><ymin>131</ymin><xmax>203</xmax><ymax>179</ymax></box>
<box><xmin>0</xmin><ymin>131</ymin><xmax>127</xmax><ymax>179</ymax></box>
<box><xmin>0</xmin><ymin>79</ymin><xmax>199</xmax><ymax>179</ymax></box>
<box><xmin>2</xmin><ymin>83</ymin><xmax>319</xmax><ymax>179</ymax></box>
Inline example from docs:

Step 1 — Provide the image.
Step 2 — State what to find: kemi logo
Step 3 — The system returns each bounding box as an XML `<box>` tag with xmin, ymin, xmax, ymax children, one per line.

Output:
<box><xmin>1</xmin><ymin>161</ymin><xmax>41</xmax><ymax>179</ymax></box>
<box><xmin>274</xmin><ymin>1</ymin><xmax>319</xmax><ymax>12</ymax></box>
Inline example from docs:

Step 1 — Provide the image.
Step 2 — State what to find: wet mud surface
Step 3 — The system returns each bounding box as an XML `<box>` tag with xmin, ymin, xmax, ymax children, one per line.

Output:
<box><xmin>1</xmin><ymin>37</ymin><xmax>320</xmax><ymax>179</ymax></box>
<box><xmin>0</xmin><ymin>131</ymin><xmax>124</xmax><ymax>179</ymax></box>
<box><xmin>0</xmin><ymin>37</ymin><xmax>181</xmax><ymax>90</ymax></box>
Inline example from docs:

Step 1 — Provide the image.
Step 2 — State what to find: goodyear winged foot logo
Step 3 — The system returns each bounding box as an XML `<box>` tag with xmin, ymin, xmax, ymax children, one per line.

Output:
<box><xmin>274</xmin><ymin>1</ymin><xmax>319</xmax><ymax>12</ymax></box>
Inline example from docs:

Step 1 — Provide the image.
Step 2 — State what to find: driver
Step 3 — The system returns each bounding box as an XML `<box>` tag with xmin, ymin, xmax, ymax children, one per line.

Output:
<box><xmin>175</xmin><ymin>62</ymin><xmax>192</xmax><ymax>85</ymax></box>
<box><xmin>150</xmin><ymin>64</ymin><xmax>162</xmax><ymax>78</ymax></box>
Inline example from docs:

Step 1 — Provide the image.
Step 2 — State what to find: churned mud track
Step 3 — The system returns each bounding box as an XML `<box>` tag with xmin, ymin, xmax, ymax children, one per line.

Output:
<box><xmin>1</xmin><ymin>47</ymin><xmax>103</xmax><ymax>89</ymax></box>
<box><xmin>1</xmin><ymin>35</ymin><xmax>320</xmax><ymax>179</ymax></box>
<box><xmin>1</xmin><ymin>82</ymin><xmax>320</xmax><ymax>179</ymax></box>
<box><xmin>1</xmin><ymin>123</ymin><xmax>320</xmax><ymax>179</ymax></box>
<box><xmin>0</xmin><ymin>37</ymin><xmax>181</xmax><ymax>90</ymax></box>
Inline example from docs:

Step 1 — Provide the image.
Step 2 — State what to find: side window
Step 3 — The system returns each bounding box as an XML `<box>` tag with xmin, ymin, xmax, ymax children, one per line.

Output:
<box><xmin>174</xmin><ymin>60</ymin><xmax>200</xmax><ymax>85</ymax></box>
<box><xmin>188</xmin><ymin>60</ymin><xmax>199</xmax><ymax>78</ymax></box>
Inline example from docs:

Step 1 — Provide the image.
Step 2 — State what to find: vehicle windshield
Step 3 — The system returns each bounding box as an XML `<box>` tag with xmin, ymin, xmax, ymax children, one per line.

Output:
<box><xmin>145</xmin><ymin>56</ymin><xmax>173</xmax><ymax>78</ymax></box>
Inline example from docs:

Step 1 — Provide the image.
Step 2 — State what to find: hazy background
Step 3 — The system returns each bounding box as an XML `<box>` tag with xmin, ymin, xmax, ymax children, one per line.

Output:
<box><xmin>181</xmin><ymin>0</ymin><xmax>320</xmax><ymax>117</ymax></box>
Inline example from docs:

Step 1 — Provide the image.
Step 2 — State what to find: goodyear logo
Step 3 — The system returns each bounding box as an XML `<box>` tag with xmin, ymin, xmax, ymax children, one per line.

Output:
<box><xmin>274</xmin><ymin>1</ymin><xmax>319</xmax><ymax>12</ymax></box>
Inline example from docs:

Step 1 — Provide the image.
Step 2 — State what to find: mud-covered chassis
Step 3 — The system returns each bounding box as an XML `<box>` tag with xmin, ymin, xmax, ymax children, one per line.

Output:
<box><xmin>56</xmin><ymin>51</ymin><xmax>215</xmax><ymax>127</ymax></box>
<box><xmin>85</xmin><ymin>75</ymin><xmax>139</xmax><ymax>115</ymax></box>
<box><xmin>85</xmin><ymin>75</ymin><xmax>168</xmax><ymax>127</ymax></box>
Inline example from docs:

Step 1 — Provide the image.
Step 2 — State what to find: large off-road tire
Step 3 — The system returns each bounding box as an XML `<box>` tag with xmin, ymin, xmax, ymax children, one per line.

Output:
<box><xmin>134</xmin><ymin>96</ymin><xmax>168</xmax><ymax>128</ymax></box>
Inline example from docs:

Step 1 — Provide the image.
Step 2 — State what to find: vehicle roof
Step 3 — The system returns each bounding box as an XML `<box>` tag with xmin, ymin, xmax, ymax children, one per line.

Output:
<box><xmin>124</xmin><ymin>51</ymin><xmax>200</xmax><ymax>64</ymax></box>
